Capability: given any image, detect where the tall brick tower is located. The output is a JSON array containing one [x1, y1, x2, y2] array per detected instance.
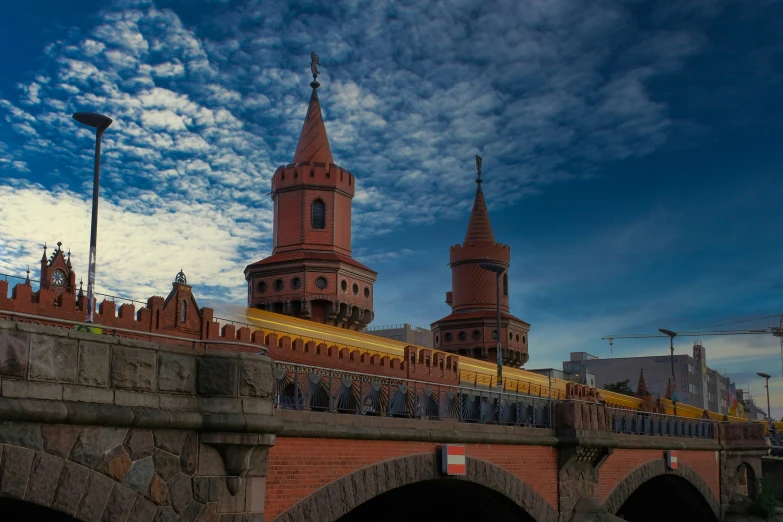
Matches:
[[244, 53, 377, 330], [430, 160, 530, 366]]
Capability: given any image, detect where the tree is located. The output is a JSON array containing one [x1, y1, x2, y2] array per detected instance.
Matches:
[[604, 380, 634, 396]]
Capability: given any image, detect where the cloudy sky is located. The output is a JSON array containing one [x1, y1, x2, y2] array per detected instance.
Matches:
[[1, 0, 782, 417]]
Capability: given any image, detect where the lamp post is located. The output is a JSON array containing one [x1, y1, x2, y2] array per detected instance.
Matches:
[[72, 112, 113, 324], [659, 329, 678, 415], [480, 262, 505, 395], [758, 372, 772, 428]]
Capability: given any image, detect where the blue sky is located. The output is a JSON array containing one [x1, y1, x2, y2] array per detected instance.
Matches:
[[1, 0, 782, 416]]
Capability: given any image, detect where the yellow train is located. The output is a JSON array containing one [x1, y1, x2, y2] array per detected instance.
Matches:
[[245, 308, 774, 429]]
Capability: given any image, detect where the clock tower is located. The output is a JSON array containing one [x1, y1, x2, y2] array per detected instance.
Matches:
[[40, 242, 77, 298]]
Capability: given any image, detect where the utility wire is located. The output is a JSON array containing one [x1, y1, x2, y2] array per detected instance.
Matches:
[[682, 314, 781, 331]]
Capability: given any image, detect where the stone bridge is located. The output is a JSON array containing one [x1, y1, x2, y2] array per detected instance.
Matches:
[[0, 319, 768, 522]]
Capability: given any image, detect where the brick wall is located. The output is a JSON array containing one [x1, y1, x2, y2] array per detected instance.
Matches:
[[598, 448, 720, 502], [265, 437, 558, 520]]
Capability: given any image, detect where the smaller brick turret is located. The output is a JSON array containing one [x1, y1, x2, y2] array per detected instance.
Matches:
[[431, 157, 530, 367]]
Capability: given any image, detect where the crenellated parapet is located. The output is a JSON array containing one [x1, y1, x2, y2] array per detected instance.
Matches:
[[271, 161, 356, 197], [449, 241, 511, 265]]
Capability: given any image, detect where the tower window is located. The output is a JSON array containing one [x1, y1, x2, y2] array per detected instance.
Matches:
[[291, 277, 301, 290], [341, 280, 348, 292], [503, 273, 508, 296], [458, 331, 467, 341], [352, 283, 359, 295], [274, 279, 284, 292], [312, 199, 326, 229], [509, 331, 513, 341], [257, 281, 267, 294], [364, 287, 370, 298], [472, 330, 481, 341], [315, 276, 328, 289], [491, 330, 498, 340], [181, 300, 187, 323], [444, 333, 453, 343]]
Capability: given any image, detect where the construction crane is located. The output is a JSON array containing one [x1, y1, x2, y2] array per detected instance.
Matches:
[[602, 314, 783, 378]]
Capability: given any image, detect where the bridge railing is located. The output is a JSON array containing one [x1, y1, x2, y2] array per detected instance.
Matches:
[[273, 362, 556, 428], [606, 406, 716, 439]]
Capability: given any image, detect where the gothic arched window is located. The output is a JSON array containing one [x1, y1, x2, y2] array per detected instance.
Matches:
[[311, 199, 326, 230], [181, 300, 187, 324]]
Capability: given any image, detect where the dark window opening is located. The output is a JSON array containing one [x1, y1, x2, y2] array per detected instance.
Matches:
[[315, 277, 328, 289], [352, 283, 359, 295], [444, 333, 453, 343], [341, 280, 348, 292], [364, 287, 370, 298], [491, 330, 498, 340], [291, 277, 301, 290], [312, 199, 326, 229], [472, 330, 481, 341], [458, 331, 467, 341], [274, 279, 284, 292], [258, 281, 267, 294], [181, 300, 187, 323]]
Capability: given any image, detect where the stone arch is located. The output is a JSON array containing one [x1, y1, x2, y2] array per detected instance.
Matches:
[[0, 445, 156, 522], [272, 453, 558, 522], [602, 459, 720, 519]]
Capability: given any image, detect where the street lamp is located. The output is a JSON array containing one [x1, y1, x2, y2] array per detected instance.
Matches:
[[758, 372, 772, 428], [659, 329, 678, 415], [72, 112, 113, 324], [480, 262, 505, 395]]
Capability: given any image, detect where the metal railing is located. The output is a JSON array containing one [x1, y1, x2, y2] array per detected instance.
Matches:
[[363, 323, 407, 331], [273, 362, 555, 428], [606, 407, 716, 439]]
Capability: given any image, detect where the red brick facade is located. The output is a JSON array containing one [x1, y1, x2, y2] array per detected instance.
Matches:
[[244, 73, 376, 331], [431, 167, 530, 367], [265, 438, 558, 520], [598, 448, 720, 502]]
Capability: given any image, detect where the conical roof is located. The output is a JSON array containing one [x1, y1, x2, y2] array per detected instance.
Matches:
[[464, 182, 495, 243], [635, 369, 650, 397], [293, 87, 334, 165]]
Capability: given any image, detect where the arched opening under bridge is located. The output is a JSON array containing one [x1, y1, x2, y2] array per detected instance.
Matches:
[[0, 498, 75, 522], [615, 474, 718, 522], [336, 479, 536, 522]]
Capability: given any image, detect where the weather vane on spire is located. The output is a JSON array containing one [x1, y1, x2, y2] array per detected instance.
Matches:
[[310, 51, 320, 86], [475, 155, 483, 183]]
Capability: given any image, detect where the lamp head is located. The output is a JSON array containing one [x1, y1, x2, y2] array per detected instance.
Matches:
[[72, 112, 113, 132], [758, 372, 771, 380], [658, 328, 677, 338], [479, 263, 505, 274]]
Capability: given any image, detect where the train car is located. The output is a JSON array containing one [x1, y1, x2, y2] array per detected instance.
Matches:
[[244, 308, 766, 427]]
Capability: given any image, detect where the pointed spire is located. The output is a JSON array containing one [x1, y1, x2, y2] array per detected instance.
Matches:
[[41, 243, 47, 263], [66, 248, 72, 268], [78, 278, 84, 298], [635, 369, 650, 397], [25, 267, 30, 286], [464, 155, 495, 243], [293, 51, 334, 165]]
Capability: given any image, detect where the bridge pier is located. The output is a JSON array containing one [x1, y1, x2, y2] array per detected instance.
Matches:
[[0, 319, 280, 522]]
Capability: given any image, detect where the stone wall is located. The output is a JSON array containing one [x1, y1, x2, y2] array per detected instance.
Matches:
[[0, 319, 278, 522]]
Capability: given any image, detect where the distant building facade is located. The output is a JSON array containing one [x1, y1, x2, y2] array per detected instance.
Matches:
[[364, 323, 434, 348], [562, 343, 732, 414]]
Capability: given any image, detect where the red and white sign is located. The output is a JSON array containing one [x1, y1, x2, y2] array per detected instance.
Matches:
[[665, 450, 678, 470], [442, 444, 466, 475]]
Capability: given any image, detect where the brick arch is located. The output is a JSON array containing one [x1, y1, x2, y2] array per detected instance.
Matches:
[[271, 453, 558, 522], [602, 459, 720, 518], [0, 446, 155, 522]]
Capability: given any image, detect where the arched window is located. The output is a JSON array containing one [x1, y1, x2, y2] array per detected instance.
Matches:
[[181, 300, 187, 324], [311, 199, 326, 229], [503, 273, 508, 296]]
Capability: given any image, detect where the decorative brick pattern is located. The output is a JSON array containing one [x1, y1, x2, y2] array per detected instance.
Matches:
[[265, 437, 558, 520]]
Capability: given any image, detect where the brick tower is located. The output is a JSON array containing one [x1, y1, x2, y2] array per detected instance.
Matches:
[[431, 159, 530, 366], [244, 53, 377, 330]]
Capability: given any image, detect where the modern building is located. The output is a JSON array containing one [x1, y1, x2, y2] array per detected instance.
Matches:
[[562, 342, 732, 414], [363, 323, 434, 348], [244, 60, 377, 330], [527, 368, 596, 387], [430, 160, 530, 367]]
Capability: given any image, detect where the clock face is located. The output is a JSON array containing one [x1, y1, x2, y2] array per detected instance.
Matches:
[[51, 269, 66, 287]]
